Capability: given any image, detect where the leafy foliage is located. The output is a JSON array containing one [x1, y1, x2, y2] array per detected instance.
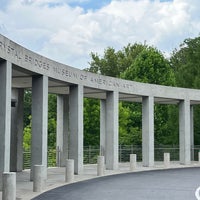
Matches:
[[23, 93, 57, 150], [171, 35, 200, 145], [121, 46, 175, 86], [84, 98, 100, 146], [171, 37, 200, 88]]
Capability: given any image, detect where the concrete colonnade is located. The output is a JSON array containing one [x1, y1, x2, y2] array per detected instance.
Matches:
[[56, 90, 194, 171], [1, 34, 200, 194], [0, 67, 194, 185]]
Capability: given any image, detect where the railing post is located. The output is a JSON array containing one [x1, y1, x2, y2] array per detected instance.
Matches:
[[89, 146, 91, 164], [2, 172, 16, 200], [56, 146, 60, 167], [119, 145, 122, 163]]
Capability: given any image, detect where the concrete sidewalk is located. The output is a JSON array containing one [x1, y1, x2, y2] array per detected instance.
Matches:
[[1, 162, 200, 200]]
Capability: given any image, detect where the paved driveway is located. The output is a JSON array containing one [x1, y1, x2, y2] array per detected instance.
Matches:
[[32, 167, 200, 200]]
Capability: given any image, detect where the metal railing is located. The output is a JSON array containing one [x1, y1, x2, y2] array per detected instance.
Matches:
[[23, 145, 200, 169]]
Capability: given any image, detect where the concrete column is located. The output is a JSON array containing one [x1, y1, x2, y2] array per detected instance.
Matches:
[[164, 153, 170, 168], [97, 156, 105, 176], [142, 96, 154, 167], [190, 105, 194, 161], [130, 154, 137, 171], [69, 85, 83, 174], [65, 159, 74, 183], [179, 99, 191, 165], [198, 152, 200, 164], [33, 165, 45, 192], [0, 61, 12, 191], [100, 99, 106, 156], [105, 91, 119, 170], [31, 75, 48, 180], [10, 88, 24, 172], [2, 172, 16, 200], [56, 95, 69, 167]]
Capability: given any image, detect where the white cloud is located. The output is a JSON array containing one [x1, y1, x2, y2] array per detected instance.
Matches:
[[0, 0, 200, 69]]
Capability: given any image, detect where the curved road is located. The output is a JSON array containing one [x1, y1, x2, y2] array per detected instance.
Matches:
[[32, 167, 200, 200]]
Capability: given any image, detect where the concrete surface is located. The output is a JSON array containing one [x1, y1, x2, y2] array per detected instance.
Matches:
[[0, 162, 200, 200], [33, 167, 200, 200]]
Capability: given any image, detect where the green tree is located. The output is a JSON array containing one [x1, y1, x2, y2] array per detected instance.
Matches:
[[23, 90, 32, 127], [121, 46, 177, 145], [84, 98, 100, 146], [23, 115, 31, 151], [84, 43, 149, 146], [171, 36, 200, 88], [48, 94, 57, 148], [88, 43, 146, 77], [171, 36, 200, 145], [23, 93, 57, 150], [121, 46, 175, 86]]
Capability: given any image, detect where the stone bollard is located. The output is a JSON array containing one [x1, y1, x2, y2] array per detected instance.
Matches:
[[2, 172, 16, 200], [97, 156, 105, 176], [33, 165, 45, 192], [130, 154, 137, 171], [164, 153, 170, 168], [198, 152, 200, 164], [65, 159, 74, 183]]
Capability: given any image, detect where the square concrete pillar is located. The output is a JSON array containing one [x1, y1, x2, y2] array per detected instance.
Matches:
[[0, 61, 12, 190], [10, 88, 24, 172], [190, 105, 194, 161], [100, 99, 106, 156], [105, 91, 119, 170], [179, 99, 191, 165], [56, 94, 69, 167], [142, 96, 154, 167], [31, 75, 48, 180], [69, 85, 83, 174]]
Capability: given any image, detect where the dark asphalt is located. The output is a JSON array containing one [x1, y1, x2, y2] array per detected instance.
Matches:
[[32, 167, 200, 200]]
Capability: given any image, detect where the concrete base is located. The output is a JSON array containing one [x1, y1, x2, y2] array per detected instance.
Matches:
[[2, 172, 16, 200], [97, 156, 105, 176], [130, 154, 137, 171], [65, 159, 74, 183], [164, 153, 170, 168], [33, 165, 46, 192]]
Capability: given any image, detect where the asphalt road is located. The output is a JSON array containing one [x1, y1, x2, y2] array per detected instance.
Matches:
[[32, 167, 200, 200]]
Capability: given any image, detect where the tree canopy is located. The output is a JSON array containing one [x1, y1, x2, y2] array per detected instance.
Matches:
[[171, 37, 200, 88]]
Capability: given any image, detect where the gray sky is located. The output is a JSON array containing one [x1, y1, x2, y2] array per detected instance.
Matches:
[[0, 0, 199, 69]]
